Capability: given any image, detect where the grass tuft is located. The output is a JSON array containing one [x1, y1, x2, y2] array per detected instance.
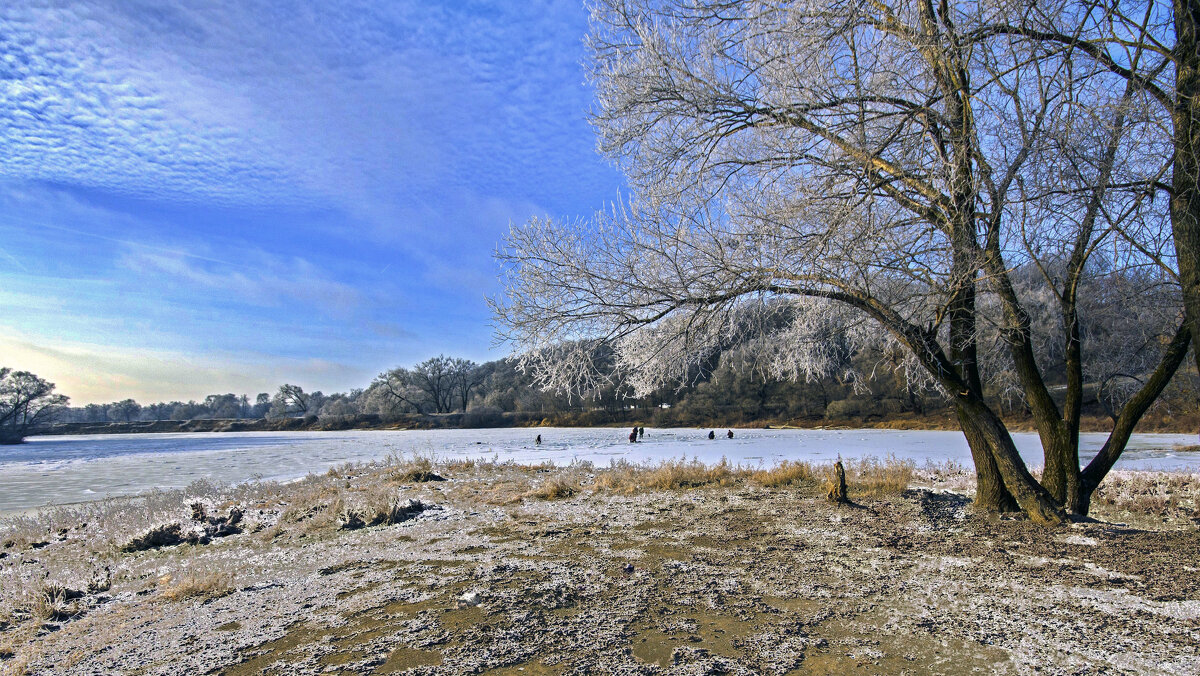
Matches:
[[844, 456, 914, 497], [157, 572, 231, 602], [525, 477, 578, 501]]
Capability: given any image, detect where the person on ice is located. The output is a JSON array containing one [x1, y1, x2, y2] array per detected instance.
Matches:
[[707, 430, 715, 440], [727, 429, 734, 439], [629, 426, 639, 443]]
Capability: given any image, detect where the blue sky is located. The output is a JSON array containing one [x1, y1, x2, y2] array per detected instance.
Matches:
[[0, 0, 622, 404]]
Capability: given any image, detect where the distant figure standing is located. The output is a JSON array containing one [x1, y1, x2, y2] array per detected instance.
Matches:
[[727, 429, 734, 439], [707, 430, 715, 440], [638, 426, 645, 439], [535, 434, 542, 446], [629, 426, 638, 443]]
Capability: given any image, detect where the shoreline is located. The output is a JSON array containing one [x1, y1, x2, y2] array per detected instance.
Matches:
[[5, 426, 1198, 516], [26, 410, 1200, 439]]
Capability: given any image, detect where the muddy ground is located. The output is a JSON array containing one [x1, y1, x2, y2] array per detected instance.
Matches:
[[4, 465, 1199, 675]]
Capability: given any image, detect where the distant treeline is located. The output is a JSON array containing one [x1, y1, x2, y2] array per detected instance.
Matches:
[[57, 339, 1198, 430]]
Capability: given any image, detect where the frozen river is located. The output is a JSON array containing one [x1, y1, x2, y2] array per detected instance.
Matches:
[[1, 427, 1198, 513]]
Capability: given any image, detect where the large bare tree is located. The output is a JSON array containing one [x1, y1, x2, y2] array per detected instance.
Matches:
[[493, 0, 1189, 523], [977, 0, 1199, 405]]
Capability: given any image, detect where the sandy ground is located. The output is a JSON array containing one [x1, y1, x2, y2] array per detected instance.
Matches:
[[3, 465, 1199, 675]]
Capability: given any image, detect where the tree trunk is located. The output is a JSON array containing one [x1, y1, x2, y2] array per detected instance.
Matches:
[[827, 460, 848, 503], [1175, 0, 1200, 385], [958, 411, 1019, 512], [958, 392, 1066, 525]]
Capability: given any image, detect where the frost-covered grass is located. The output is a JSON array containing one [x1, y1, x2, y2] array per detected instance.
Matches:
[[1092, 470, 1200, 521], [4, 450, 1193, 668]]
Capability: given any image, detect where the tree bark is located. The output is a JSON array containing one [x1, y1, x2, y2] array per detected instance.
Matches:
[[958, 411, 1019, 512], [958, 391, 1066, 525], [1175, 0, 1200, 384]]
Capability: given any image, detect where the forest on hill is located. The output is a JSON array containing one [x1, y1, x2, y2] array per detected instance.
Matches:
[[50, 284, 1198, 432]]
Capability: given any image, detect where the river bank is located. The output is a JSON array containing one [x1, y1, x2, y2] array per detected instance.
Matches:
[[5, 428, 1199, 515], [1, 456, 1198, 674], [28, 409, 1200, 438]]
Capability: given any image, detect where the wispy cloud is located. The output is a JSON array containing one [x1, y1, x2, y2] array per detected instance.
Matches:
[[117, 248, 364, 316]]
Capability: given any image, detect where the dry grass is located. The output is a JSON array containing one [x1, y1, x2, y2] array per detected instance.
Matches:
[[157, 571, 231, 602], [524, 476, 579, 501], [593, 458, 743, 493], [750, 460, 814, 487], [843, 456, 915, 497], [445, 458, 476, 471], [387, 456, 445, 483], [590, 456, 913, 496]]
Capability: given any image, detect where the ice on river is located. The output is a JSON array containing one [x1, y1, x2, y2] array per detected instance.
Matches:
[[1, 427, 1198, 514]]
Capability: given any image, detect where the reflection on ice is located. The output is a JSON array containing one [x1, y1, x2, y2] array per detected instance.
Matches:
[[0, 427, 1197, 513]]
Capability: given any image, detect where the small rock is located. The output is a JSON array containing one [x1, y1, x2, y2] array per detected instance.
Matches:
[[457, 590, 482, 608]]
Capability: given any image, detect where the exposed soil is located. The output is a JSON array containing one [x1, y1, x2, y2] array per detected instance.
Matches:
[[5, 469, 1200, 675]]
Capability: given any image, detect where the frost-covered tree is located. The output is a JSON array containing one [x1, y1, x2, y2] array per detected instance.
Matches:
[[269, 384, 309, 418], [492, 0, 1190, 522], [0, 368, 68, 444]]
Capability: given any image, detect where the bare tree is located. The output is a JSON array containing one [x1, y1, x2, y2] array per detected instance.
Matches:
[[373, 367, 429, 414], [978, 0, 1200, 407], [0, 368, 69, 444], [270, 384, 309, 418], [492, 0, 1188, 522], [448, 358, 484, 411]]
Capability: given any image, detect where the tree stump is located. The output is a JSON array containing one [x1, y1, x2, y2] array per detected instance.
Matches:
[[826, 460, 848, 503]]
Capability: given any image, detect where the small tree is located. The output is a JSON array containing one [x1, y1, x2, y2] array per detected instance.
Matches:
[[0, 368, 69, 443], [110, 399, 142, 423]]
